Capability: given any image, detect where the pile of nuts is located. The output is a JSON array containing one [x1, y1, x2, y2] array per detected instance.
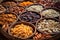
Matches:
[[8, 6, 25, 14], [2, 1, 17, 7], [26, 4, 44, 13], [37, 19, 60, 34], [41, 9, 60, 18]]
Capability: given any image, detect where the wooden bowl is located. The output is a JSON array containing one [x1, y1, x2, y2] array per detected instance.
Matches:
[[0, 12, 18, 25], [40, 7, 60, 19], [36, 18, 60, 35], [8, 21, 36, 39], [19, 11, 42, 24]]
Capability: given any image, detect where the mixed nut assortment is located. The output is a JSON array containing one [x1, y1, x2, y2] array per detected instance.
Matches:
[[37, 19, 60, 34], [8, 6, 25, 15], [0, 0, 60, 40], [26, 4, 44, 13], [41, 9, 60, 18]]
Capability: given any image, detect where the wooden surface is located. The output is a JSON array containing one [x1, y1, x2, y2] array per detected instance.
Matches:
[[0, 32, 60, 40]]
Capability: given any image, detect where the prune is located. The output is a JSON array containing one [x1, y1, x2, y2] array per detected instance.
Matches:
[[28, 16, 32, 20], [20, 11, 41, 23]]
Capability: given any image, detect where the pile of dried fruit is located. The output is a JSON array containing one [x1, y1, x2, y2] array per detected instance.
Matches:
[[18, 1, 33, 7], [0, 13, 17, 24], [10, 23, 33, 38], [20, 11, 40, 23]]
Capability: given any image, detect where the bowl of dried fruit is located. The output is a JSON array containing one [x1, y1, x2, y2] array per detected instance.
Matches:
[[0, 12, 18, 25], [8, 21, 36, 39], [19, 11, 42, 24]]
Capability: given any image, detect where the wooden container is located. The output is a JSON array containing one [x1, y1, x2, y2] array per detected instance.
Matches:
[[8, 21, 36, 39]]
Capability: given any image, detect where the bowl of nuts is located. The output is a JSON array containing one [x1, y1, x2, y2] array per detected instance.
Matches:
[[40, 7, 60, 19], [8, 21, 36, 39], [36, 18, 60, 35], [25, 4, 44, 13]]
